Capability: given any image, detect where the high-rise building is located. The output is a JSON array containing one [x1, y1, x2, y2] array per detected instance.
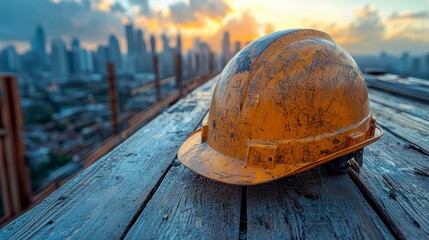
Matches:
[[399, 52, 411, 75], [234, 41, 241, 55], [193, 38, 211, 74], [125, 23, 136, 73], [424, 54, 429, 74], [150, 34, 156, 56], [91, 51, 98, 73], [96, 46, 109, 73], [135, 29, 148, 73], [125, 23, 134, 56], [160, 34, 173, 78], [222, 32, 231, 67], [71, 38, 80, 50], [69, 38, 81, 75], [78, 48, 89, 73], [161, 34, 169, 53], [86, 50, 94, 73], [411, 57, 421, 74], [31, 25, 47, 69], [108, 34, 122, 71], [176, 33, 182, 56], [50, 39, 69, 80], [0, 45, 21, 72]]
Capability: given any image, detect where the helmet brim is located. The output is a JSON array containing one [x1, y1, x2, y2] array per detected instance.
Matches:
[[178, 127, 382, 185]]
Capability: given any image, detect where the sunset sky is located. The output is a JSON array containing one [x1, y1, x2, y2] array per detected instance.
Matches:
[[0, 0, 428, 55]]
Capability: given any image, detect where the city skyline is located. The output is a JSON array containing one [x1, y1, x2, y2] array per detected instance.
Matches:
[[0, 23, 231, 84], [0, 0, 428, 55], [1, 23, 429, 81]]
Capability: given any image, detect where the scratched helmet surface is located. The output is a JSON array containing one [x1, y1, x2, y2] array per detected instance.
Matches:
[[178, 29, 382, 185]]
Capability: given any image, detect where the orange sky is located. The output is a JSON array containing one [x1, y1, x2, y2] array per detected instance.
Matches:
[[128, 0, 429, 54], [1, 0, 428, 55]]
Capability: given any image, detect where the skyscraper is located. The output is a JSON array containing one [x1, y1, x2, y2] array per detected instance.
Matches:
[[160, 34, 173, 78], [424, 54, 429, 75], [193, 38, 211, 74], [69, 38, 81, 74], [50, 39, 69, 80], [0, 45, 21, 72], [161, 34, 169, 53], [400, 52, 411, 75], [176, 33, 182, 57], [86, 50, 94, 73], [31, 25, 47, 69], [96, 46, 109, 73], [234, 41, 241, 55], [150, 34, 156, 56], [411, 57, 421, 74], [135, 29, 148, 72], [108, 35, 122, 71], [125, 23, 136, 73], [125, 23, 134, 56], [222, 32, 231, 67], [71, 38, 80, 50]]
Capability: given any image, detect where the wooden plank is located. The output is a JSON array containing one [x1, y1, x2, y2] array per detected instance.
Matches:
[[247, 167, 393, 239], [368, 89, 429, 121], [1, 79, 216, 239], [350, 130, 429, 239], [125, 164, 242, 239], [370, 101, 429, 154]]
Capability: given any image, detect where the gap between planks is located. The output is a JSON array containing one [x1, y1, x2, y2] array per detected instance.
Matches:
[[120, 108, 210, 239]]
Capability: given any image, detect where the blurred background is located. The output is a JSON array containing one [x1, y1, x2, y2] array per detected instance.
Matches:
[[0, 0, 428, 224]]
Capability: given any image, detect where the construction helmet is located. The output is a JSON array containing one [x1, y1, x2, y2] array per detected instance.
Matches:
[[178, 29, 382, 185]]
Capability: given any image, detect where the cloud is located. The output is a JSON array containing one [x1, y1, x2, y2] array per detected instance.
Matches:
[[264, 23, 275, 34], [351, 4, 384, 40], [168, 0, 230, 26], [110, 2, 127, 13], [0, 0, 123, 51], [202, 12, 260, 52], [169, 2, 197, 24], [390, 10, 429, 21], [128, 0, 150, 16], [308, 4, 429, 55]]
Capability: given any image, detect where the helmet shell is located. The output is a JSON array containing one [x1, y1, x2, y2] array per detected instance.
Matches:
[[178, 29, 382, 185]]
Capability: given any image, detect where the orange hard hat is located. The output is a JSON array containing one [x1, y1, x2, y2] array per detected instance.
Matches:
[[178, 29, 383, 185]]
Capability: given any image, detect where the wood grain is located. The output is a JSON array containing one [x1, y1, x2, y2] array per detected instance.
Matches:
[[350, 130, 429, 239], [368, 89, 429, 121], [125, 164, 242, 239], [247, 166, 393, 239], [371, 101, 429, 154], [1, 79, 216, 239]]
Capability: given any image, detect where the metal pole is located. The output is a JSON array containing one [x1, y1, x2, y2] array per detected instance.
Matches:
[[106, 63, 119, 135], [153, 55, 161, 101], [195, 54, 200, 77], [188, 54, 192, 80], [209, 52, 215, 73], [176, 54, 183, 96]]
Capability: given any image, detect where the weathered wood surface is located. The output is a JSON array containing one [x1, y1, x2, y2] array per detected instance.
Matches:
[[246, 167, 393, 239], [368, 89, 429, 121], [371, 101, 429, 154], [353, 89, 429, 239], [125, 164, 242, 239], [2, 78, 429, 240], [351, 131, 429, 239], [1, 79, 216, 239]]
